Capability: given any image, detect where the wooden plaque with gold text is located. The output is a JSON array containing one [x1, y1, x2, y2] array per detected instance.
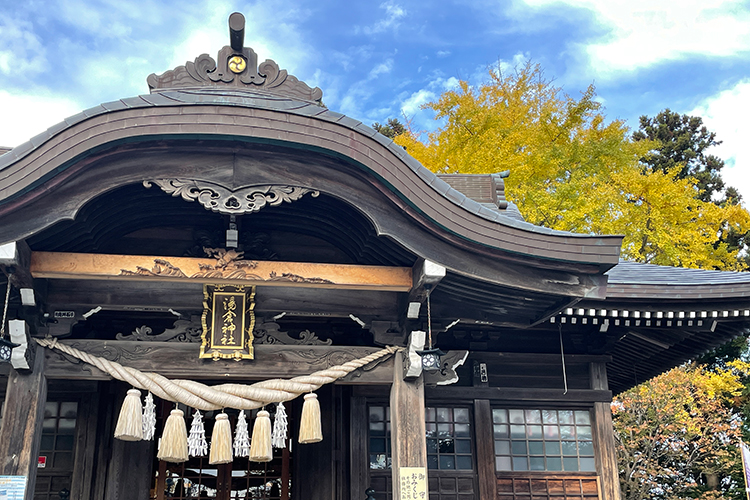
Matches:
[[200, 284, 255, 360]]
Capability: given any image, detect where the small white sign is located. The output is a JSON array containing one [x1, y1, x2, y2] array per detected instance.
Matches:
[[398, 467, 427, 500], [0, 476, 27, 500]]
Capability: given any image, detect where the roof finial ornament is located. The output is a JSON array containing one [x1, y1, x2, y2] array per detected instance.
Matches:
[[146, 12, 323, 104], [229, 12, 245, 52]]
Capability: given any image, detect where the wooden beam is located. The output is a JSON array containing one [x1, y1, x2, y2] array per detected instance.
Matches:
[[425, 386, 612, 403], [0, 240, 34, 289], [43, 279, 401, 319], [30, 251, 412, 292], [43, 340, 395, 385], [390, 353, 427, 500], [409, 259, 446, 303], [0, 351, 47, 500]]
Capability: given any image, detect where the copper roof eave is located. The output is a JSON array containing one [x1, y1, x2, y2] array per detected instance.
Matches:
[[0, 89, 623, 268]]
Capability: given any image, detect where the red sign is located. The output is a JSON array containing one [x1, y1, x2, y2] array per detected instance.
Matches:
[[37, 456, 46, 468]]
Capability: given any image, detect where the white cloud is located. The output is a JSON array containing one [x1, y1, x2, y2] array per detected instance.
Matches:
[[368, 59, 394, 79], [0, 90, 82, 148], [398, 76, 460, 136], [492, 52, 531, 78], [690, 79, 750, 203], [401, 88, 436, 117], [518, 0, 750, 77], [0, 15, 48, 79], [334, 59, 398, 118], [356, 1, 406, 35], [0, 0, 321, 148], [57, 0, 134, 39]]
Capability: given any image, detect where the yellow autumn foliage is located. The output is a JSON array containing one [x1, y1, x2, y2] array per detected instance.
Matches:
[[613, 363, 748, 500], [396, 62, 750, 270]]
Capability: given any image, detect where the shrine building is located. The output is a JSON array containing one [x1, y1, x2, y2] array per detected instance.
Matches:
[[1, 12, 750, 500]]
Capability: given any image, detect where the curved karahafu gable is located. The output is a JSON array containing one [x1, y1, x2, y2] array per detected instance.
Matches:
[[0, 16, 623, 302], [0, 91, 621, 260]]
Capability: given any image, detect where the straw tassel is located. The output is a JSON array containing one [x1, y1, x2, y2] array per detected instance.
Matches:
[[114, 388, 144, 441], [188, 410, 208, 457], [234, 410, 250, 457], [272, 402, 288, 449], [142, 392, 156, 441], [298, 393, 322, 444], [249, 410, 273, 462], [209, 412, 233, 464], [157, 409, 188, 463]]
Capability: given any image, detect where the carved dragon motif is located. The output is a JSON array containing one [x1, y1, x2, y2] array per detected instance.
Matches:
[[119, 248, 334, 284], [143, 179, 319, 216], [119, 258, 187, 278]]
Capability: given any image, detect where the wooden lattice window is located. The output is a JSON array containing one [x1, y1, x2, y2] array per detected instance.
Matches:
[[492, 409, 595, 472], [368, 405, 475, 471], [368, 405, 477, 500], [34, 401, 78, 500], [426, 407, 473, 471], [369, 405, 391, 470]]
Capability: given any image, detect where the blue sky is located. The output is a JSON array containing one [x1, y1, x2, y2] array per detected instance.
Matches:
[[2, 0, 750, 199]]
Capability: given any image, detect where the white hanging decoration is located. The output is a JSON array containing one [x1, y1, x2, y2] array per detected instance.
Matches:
[[114, 388, 144, 441], [142, 392, 156, 441], [234, 410, 250, 457], [187, 410, 208, 457], [272, 402, 288, 449]]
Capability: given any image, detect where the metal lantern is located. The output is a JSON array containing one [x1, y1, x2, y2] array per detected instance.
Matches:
[[0, 336, 19, 364], [417, 347, 445, 372], [417, 286, 445, 372]]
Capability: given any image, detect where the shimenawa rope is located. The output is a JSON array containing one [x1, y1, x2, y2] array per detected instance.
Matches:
[[36, 337, 400, 410]]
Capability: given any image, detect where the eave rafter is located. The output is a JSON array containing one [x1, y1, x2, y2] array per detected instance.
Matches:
[[551, 305, 750, 329]]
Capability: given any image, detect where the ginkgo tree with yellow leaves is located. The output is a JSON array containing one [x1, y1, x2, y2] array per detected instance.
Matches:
[[395, 62, 750, 270], [613, 361, 750, 500]]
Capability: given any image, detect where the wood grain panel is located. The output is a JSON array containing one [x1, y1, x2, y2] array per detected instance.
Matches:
[[31, 251, 412, 292]]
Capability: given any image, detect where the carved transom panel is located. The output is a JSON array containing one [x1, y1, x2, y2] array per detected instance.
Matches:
[[116, 317, 332, 346]]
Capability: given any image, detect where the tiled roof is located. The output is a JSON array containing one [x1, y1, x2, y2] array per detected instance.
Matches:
[[606, 261, 750, 285]]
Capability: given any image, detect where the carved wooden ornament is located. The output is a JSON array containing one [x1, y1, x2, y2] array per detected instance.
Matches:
[[200, 285, 255, 361]]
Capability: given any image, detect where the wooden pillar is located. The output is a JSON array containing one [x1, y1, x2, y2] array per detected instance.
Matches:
[[474, 400, 496, 500], [590, 362, 621, 500], [103, 439, 153, 500], [0, 350, 47, 500], [390, 353, 427, 500], [350, 396, 368, 500]]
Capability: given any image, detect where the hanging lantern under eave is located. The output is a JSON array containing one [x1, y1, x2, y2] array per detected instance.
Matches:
[[416, 347, 445, 372], [0, 337, 19, 364]]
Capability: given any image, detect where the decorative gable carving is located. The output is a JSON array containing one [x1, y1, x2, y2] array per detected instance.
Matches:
[[143, 179, 319, 215], [146, 13, 323, 103]]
